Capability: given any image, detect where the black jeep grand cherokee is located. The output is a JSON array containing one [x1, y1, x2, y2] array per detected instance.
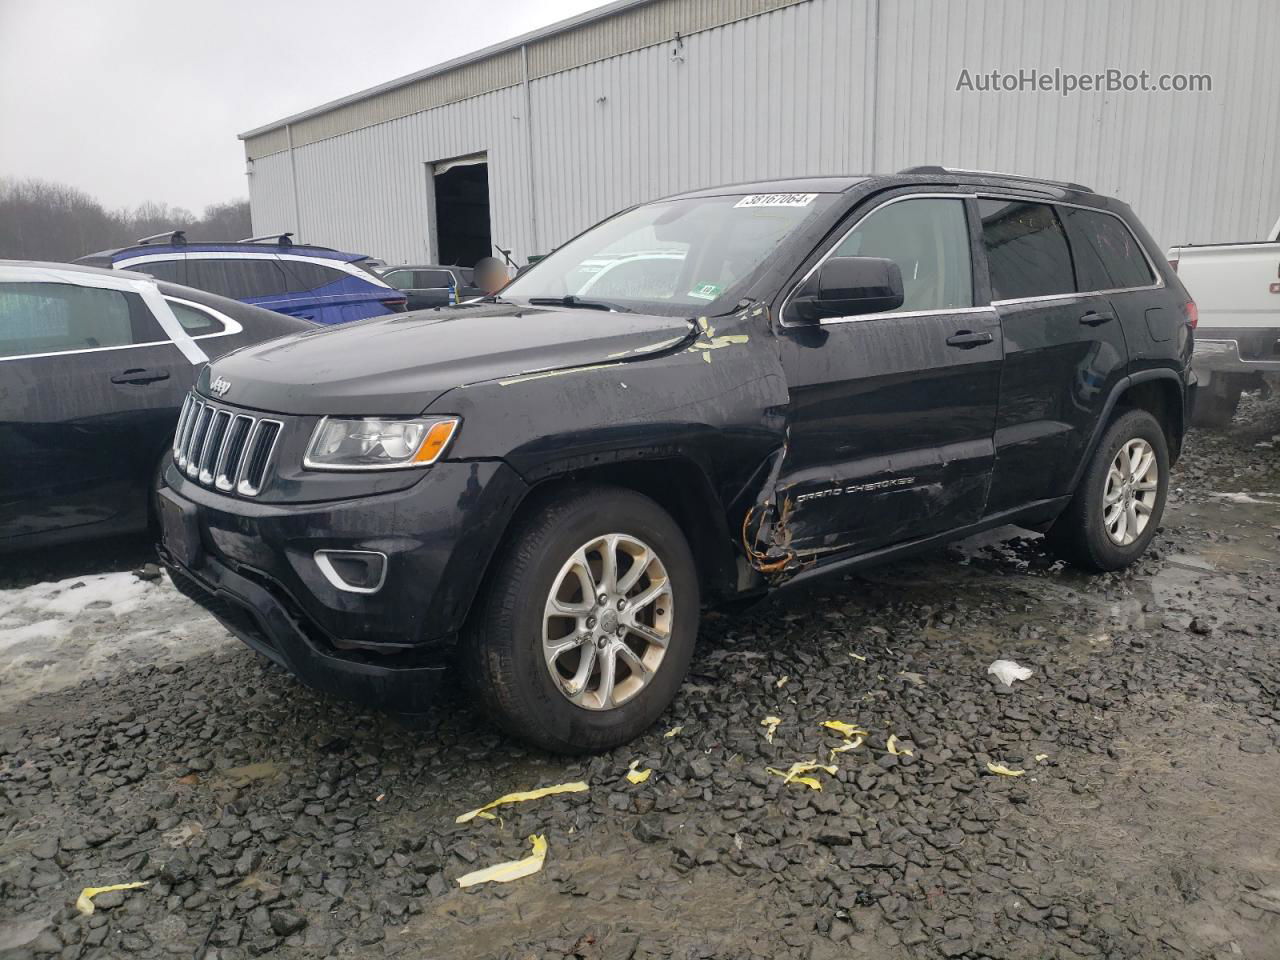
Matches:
[[158, 168, 1194, 753]]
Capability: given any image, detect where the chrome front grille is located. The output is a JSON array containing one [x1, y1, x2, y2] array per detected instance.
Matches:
[[173, 392, 283, 497]]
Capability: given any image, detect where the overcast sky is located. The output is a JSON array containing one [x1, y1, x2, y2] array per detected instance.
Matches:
[[0, 0, 604, 213]]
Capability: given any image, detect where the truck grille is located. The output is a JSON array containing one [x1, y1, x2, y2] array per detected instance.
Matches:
[[173, 392, 283, 497]]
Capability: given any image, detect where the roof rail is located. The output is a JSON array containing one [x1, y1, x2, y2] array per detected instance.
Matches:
[[137, 229, 187, 245], [238, 232, 295, 246], [898, 165, 1093, 193]]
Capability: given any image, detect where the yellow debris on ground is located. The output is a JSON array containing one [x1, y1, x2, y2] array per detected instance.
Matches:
[[455, 782, 589, 824], [626, 760, 652, 784], [456, 835, 548, 888], [886, 734, 913, 757], [76, 882, 148, 915], [776, 675, 790, 689], [821, 720, 869, 739], [1035, 754, 1049, 762], [987, 762, 1026, 777], [828, 737, 864, 762], [664, 726, 683, 738], [766, 760, 838, 791], [761, 715, 782, 743]]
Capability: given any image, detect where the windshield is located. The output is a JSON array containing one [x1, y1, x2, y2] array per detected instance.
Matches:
[[503, 192, 837, 315]]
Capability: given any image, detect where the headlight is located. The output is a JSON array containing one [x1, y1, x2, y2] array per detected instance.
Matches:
[[303, 416, 460, 470]]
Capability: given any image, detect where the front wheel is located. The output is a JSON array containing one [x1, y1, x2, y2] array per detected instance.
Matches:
[[463, 485, 700, 754], [1046, 409, 1170, 572]]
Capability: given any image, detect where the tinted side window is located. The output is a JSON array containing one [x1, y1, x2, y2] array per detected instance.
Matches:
[[978, 200, 1076, 300], [166, 299, 226, 335], [1061, 208, 1155, 291], [188, 259, 289, 299], [382, 270, 413, 289], [0, 283, 158, 358], [416, 270, 455, 288], [128, 259, 186, 285], [832, 197, 973, 312], [279, 260, 350, 291]]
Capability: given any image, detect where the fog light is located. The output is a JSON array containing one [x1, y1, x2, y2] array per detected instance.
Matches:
[[315, 550, 387, 594]]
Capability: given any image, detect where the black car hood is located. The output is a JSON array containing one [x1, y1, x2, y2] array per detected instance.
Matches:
[[201, 303, 696, 416]]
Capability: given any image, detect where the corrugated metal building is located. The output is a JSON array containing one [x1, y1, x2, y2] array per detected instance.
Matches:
[[240, 0, 1280, 266]]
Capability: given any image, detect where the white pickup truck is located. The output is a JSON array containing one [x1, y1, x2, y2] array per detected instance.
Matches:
[[1169, 215, 1280, 426]]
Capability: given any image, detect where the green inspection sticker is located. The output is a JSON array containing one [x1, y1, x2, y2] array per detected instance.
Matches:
[[688, 282, 723, 300]]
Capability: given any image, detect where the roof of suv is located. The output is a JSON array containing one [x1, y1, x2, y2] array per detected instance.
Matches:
[[665, 168, 1103, 203], [77, 241, 373, 267]]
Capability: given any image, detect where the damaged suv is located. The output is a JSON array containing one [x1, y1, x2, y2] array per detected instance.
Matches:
[[158, 168, 1194, 752]]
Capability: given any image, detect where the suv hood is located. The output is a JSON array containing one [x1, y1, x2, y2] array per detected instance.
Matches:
[[201, 303, 695, 416]]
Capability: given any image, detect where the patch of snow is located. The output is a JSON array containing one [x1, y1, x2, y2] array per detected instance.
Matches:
[[0, 618, 68, 653], [1207, 491, 1280, 505], [0, 570, 234, 712]]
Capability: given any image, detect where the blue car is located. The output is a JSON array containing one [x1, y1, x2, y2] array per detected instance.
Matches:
[[77, 232, 406, 325]]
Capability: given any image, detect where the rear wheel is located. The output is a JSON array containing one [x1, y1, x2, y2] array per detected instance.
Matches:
[[1046, 409, 1169, 572], [463, 485, 700, 754]]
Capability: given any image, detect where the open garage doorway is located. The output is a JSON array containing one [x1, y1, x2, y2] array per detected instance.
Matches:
[[431, 153, 491, 268]]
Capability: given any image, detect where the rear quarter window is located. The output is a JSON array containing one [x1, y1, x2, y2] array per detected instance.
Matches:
[[166, 299, 226, 335], [978, 199, 1077, 300], [1061, 208, 1155, 291], [280, 260, 353, 291]]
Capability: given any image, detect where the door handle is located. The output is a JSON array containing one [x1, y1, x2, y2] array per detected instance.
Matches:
[[945, 330, 994, 349], [111, 368, 170, 385], [1079, 310, 1115, 326]]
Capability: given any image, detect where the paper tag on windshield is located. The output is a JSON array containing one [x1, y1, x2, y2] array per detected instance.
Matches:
[[688, 283, 723, 300], [734, 193, 818, 208]]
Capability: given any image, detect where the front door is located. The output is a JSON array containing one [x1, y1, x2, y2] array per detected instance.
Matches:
[[774, 193, 1003, 562], [978, 198, 1130, 513]]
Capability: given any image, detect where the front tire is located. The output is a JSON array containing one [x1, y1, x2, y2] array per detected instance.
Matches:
[[463, 485, 700, 754], [1047, 409, 1170, 572]]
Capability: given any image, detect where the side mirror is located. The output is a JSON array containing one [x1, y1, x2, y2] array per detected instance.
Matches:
[[790, 256, 904, 322]]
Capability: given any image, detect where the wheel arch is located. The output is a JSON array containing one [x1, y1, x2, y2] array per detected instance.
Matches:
[[501, 456, 741, 604], [1071, 370, 1186, 491]]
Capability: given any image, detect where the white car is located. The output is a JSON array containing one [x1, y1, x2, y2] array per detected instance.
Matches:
[[1168, 215, 1280, 426]]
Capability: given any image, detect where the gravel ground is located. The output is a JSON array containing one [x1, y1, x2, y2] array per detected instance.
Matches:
[[2, 397, 1278, 960]]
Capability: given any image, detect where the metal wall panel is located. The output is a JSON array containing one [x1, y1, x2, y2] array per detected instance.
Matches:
[[527, 0, 807, 77], [248, 0, 1280, 263], [874, 0, 1280, 248]]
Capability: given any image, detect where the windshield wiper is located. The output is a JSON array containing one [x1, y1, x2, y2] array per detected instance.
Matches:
[[527, 295, 630, 312]]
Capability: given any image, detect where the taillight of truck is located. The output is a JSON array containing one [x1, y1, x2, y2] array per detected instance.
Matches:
[[1183, 300, 1198, 328]]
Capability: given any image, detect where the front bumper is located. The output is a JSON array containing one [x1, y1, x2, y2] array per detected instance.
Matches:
[[162, 545, 447, 712], [157, 458, 528, 712]]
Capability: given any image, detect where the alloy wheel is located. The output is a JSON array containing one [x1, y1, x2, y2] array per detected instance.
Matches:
[[542, 533, 673, 710], [1102, 437, 1159, 546]]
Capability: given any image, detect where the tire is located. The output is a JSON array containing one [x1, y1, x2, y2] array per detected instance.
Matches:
[[1190, 382, 1241, 429], [462, 485, 700, 754], [1046, 409, 1170, 572]]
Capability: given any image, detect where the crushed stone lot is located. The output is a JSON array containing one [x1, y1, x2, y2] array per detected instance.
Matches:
[[2, 399, 1279, 960]]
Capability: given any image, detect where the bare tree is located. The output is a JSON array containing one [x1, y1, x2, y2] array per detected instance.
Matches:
[[0, 178, 251, 262]]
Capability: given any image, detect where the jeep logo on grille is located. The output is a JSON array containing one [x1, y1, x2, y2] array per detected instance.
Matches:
[[210, 376, 232, 397]]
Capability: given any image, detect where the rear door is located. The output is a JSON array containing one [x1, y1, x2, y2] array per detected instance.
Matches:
[[1060, 205, 1168, 360], [775, 191, 1004, 560], [979, 197, 1130, 513], [0, 279, 192, 542]]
